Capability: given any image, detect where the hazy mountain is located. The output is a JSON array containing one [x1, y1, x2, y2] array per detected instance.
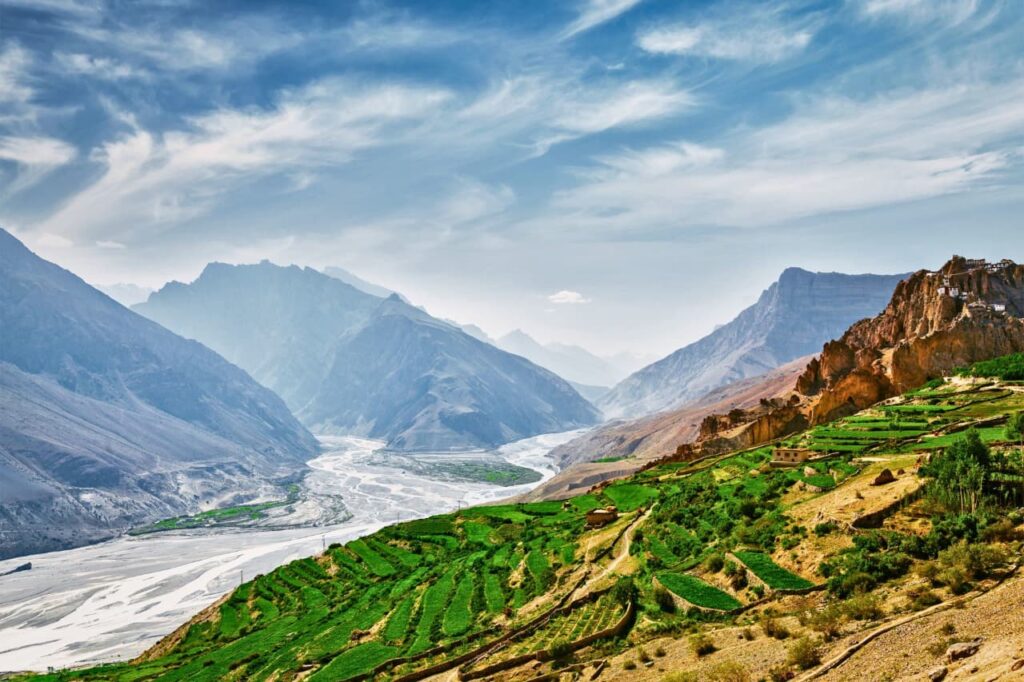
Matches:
[[496, 329, 628, 389], [136, 262, 599, 451], [95, 282, 154, 307], [0, 230, 318, 559], [322, 265, 399, 299], [598, 267, 908, 419]]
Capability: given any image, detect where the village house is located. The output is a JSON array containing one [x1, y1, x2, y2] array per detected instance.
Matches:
[[585, 507, 618, 527], [770, 447, 813, 467]]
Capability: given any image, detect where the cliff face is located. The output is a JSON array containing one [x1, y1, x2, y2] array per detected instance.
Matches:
[[684, 256, 1024, 457], [597, 268, 907, 419]]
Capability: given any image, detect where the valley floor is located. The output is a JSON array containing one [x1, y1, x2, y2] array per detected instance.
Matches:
[[0, 431, 579, 672]]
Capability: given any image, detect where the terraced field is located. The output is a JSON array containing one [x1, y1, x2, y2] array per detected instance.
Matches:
[[733, 551, 814, 590], [657, 572, 742, 611], [20, 369, 1024, 682]]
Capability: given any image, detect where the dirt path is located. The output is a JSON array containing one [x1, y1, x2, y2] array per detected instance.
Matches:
[[574, 508, 652, 599]]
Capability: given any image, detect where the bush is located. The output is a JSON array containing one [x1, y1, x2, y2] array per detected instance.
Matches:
[[548, 639, 573, 661], [910, 589, 942, 610], [705, 553, 725, 573], [760, 613, 790, 640], [814, 521, 838, 536], [787, 637, 822, 670], [612, 576, 638, 606], [802, 604, 844, 641], [690, 632, 716, 656], [705, 661, 752, 682], [842, 594, 883, 621], [654, 585, 676, 613]]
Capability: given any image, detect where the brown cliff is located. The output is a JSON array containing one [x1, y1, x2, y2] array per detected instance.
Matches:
[[685, 256, 1024, 456]]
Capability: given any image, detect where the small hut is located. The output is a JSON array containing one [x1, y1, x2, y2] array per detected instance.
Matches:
[[771, 447, 813, 467], [585, 507, 618, 527]]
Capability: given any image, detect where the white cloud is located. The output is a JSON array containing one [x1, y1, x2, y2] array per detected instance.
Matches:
[[561, 0, 644, 40], [95, 240, 126, 249], [438, 178, 515, 226], [638, 6, 817, 62], [55, 52, 145, 80], [857, 0, 981, 25], [39, 78, 452, 239], [0, 45, 33, 105], [544, 78, 1024, 232], [0, 136, 77, 194], [35, 232, 74, 248], [548, 290, 591, 304]]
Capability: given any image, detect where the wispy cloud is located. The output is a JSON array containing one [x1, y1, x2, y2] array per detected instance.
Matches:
[[0, 45, 34, 106], [561, 0, 644, 40], [857, 0, 982, 25], [55, 52, 145, 80], [547, 290, 591, 304], [40, 78, 452, 239], [545, 78, 1024, 232], [637, 5, 818, 62], [0, 136, 76, 194]]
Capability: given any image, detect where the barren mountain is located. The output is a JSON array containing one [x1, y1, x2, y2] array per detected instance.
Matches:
[[0, 230, 318, 559], [137, 263, 598, 451], [598, 267, 907, 419], [688, 256, 1024, 457]]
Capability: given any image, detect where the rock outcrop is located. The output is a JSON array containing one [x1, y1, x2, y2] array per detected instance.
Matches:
[[682, 257, 1024, 457]]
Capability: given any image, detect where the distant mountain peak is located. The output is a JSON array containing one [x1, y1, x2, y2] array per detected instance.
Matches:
[[137, 260, 598, 451], [598, 267, 910, 419]]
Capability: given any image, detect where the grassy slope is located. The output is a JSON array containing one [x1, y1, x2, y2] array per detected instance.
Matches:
[[24, 372, 1024, 682]]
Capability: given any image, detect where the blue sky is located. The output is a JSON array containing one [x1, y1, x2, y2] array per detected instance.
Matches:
[[1, 0, 1022, 357]]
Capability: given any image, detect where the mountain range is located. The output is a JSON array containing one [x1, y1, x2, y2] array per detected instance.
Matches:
[[597, 267, 909, 420], [135, 262, 599, 451], [0, 230, 318, 559], [684, 256, 1024, 459]]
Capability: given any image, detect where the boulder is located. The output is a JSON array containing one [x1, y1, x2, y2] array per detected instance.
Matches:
[[945, 638, 982, 663], [871, 469, 896, 486], [927, 666, 947, 681], [803, 466, 817, 477]]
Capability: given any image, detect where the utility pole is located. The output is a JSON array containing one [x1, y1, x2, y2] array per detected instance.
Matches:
[[240, 569, 243, 586]]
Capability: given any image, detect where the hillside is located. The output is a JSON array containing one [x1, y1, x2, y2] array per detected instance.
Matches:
[[0, 230, 318, 559], [497, 329, 632, 390], [136, 262, 598, 451], [598, 268, 907, 420], [689, 256, 1024, 459], [30, 353, 1024, 681]]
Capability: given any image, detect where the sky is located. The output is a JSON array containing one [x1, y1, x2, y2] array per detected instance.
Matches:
[[1, 0, 1023, 358]]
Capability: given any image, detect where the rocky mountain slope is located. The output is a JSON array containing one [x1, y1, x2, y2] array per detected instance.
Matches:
[[496, 329, 633, 390], [136, 263, 598, 451], [689, 256, 1024, 457], [0, 230, 318, 559], [598, 268, 908, 419]]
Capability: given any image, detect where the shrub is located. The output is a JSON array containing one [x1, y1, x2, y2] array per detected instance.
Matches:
[[690, 632, 716, 656], [654, 646, 666, 657], [910, 589, 942, 610], [623, 660, 637, 670], [760, 613, 790, 640], [612, 576, 638, 605], [705, 553, 725, 573], [802, 604, 844, 641], [654, 585, 677, 613], [548, 640, 573, 661], [740, 627, 755, 640], [842, 594, 883, 621], [705, 661, 752, 682], [814, 521, 838, 536], [787, 637, 822, 670]]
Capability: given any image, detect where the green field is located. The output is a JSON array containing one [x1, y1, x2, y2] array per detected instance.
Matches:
[[657, 572, 742, 611], [734, 551, 814, 590], [603, 483, 658, 511]]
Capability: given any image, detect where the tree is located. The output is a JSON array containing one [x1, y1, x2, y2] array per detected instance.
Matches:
[[923, 429, 991, 513], [1006, 411, 1024, 447]]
